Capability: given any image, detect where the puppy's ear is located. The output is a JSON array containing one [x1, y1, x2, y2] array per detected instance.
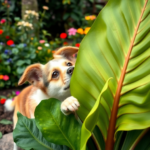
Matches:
[[53, 46, 79, 61], [18, 63, 43, 86]]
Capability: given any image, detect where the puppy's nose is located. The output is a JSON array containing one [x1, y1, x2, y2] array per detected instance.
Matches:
[[67, 67, 74, 75]]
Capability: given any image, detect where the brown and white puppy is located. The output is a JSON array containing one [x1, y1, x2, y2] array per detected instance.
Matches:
[[5, 46, 80, 129]]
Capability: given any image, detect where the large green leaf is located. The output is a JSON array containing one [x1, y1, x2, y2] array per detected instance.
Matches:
[[71, 0, 150, 149], [13, 112, 68, 150], [80, 78, 111, 150], [35, 98, 81, 150]]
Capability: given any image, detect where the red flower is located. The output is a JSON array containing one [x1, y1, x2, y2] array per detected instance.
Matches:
[[0, 19, 6, 24], [0, 29, 3, 35], [0, 98, 6, 104], [6, 36, 10, 39], [7, 40, 14, 46], [60, 33, 67, 39], [75, 43, 80, 47]]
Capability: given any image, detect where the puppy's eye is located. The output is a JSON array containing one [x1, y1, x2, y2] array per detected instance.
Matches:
[[52, 71, 59, 78], [66, 62, 72, 66]]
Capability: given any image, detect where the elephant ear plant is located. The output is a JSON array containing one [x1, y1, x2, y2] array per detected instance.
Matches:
[[13, 0, 150, 149], [71, 0, 150, 149]]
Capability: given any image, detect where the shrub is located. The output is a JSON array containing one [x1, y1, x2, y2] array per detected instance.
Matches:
[[0, 15, 53, 88]]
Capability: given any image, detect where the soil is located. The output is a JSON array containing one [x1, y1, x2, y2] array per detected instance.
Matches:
[[0, 104, 13, 134], [0, 86, 25, 136]]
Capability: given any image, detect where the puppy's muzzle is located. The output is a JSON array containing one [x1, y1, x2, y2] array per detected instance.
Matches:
[[67, 67, 74, 76]]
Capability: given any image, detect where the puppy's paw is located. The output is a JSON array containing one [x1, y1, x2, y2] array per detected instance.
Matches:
[[61, 96, 80, 115]]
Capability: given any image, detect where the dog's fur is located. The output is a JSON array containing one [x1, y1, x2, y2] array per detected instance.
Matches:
[[4, 46, 80, 150]]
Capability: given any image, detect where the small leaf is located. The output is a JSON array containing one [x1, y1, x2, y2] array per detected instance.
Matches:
[[14, 17, 20, 21], [35, 98, 81, 150], [80, 78, 112, 150], [16, 67, 26, 74], [12, 48, 19, 54], [6, 66, 11, 73], [63, 14, 69, 20], [71, 13, 78, 21], [30, 54, 36, 59], [26, 59, 31, 64], [13, 112, 68, 150], [95, 5, 103, 10], [17, 43, 24, 49], [0, 81, 5, 88], [0, 119, 13, 125], [1, 53, 8, 59], [16, 60, 26, 66], [0, 132, 2, 139]]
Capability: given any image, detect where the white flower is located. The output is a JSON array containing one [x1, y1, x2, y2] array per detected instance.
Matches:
[[24, 14, 29, 19], [17, 21, 25, 26], [25, 10, 39, 19], [24, 22, 33, 29], [17, 21, 33, 29], [45, 43, 50, 47], [25, 10, 32, 14]]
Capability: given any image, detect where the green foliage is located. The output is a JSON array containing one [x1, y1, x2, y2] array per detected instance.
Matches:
[[35, 98, 81, 150], [14, 99, 81, 150], [0, 38, 53, 88], [0, 15, 53, 88], [38, 0, 86, 34], [13, 112, 69, 150], [0, 119, 13, 125]]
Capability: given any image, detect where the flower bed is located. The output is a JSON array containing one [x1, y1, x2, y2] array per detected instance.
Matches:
[[0, 0, 100, 89], [0, 12, 96, 89]]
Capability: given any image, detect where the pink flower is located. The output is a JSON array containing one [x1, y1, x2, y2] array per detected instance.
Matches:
[[15, 91, 20, 95], [67, 28, 77, 36], [39, 40, 45, 44], [3, 75, 9, 81], [0, 19, 6, 24]]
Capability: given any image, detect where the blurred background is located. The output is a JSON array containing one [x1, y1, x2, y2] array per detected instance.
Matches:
[[0, 0, 107, 92]]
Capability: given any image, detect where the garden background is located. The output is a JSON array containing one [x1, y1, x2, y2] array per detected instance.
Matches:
[[0, 0, 107, 90]]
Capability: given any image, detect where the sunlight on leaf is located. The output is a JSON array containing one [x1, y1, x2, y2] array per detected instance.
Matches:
[[80, 78, 112, 150]]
